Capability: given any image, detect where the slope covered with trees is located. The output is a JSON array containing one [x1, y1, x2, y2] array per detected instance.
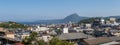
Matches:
[[0, 21, 28, 28], [78, 17, 101, 24]]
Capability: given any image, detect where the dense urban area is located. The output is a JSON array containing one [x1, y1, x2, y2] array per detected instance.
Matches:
[[0, 17, 120, 45]]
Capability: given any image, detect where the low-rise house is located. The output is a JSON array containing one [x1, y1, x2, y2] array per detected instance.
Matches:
[[82, 29, 94, 35], [37, 34, 52, 42], [21, 33, 30, 39], [5, 32, 15, 39], [0, 31, 15, 39], [0, 27, 4, 31], [57, 33, 94, 42], [73, 27, 82, 32], [83, 37, 112, 45], [0, 36, 19, 45], [110, 30, 120, 37], [42, 35, 52, 42], [100, 41, 120, 45], [34, 26, 49, 32], [15, 31, 30, 41], [109, 36, 120, 42], [57, 33, 94, 45], [48, 30, 57, 35], [85, 24, 91, 28]]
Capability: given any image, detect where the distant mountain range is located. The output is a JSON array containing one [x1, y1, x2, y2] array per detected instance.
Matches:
[[20, 13, 120, 24], [20, 13, 87, 24]]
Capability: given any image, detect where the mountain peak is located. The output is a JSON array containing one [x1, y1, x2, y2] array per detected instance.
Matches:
[[62, 13, 86, 23], [68, 13, 79, 17], [21, 13, 87, 24], [64, 13, 80, 19]]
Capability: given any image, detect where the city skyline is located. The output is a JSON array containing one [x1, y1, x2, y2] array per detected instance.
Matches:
[[0, 0, 120, 22]]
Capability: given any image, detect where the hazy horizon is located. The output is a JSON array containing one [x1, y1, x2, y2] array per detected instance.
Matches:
[[0, 0, 120, 22]]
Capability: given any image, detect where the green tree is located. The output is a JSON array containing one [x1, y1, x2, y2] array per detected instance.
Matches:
[[22, 32, 46, 45], [78, 17, 101, 24], [37, 40, 46, 45], [49, 38, 60, 45], [49, 38, 74, 45], [22, 32, 74, 45], [55, 29, 62, 35], [22, 36, 31, 44], [0, 21, 28, 28]]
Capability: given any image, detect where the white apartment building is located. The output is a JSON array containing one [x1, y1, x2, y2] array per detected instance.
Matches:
[[35, 26, 49, 32]]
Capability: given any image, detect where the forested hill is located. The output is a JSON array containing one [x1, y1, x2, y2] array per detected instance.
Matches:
[[0, 21, 28, 28]]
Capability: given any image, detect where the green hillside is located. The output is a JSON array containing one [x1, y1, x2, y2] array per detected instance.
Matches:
[[0, 21, 28, 28], [78, 17, 101, 24]]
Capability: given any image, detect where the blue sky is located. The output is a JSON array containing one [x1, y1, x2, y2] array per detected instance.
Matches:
[[0, 0, 120, 22]]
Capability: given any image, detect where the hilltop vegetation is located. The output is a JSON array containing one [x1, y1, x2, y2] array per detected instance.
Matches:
[[78, 17, 101, 24], [0, 21, 28, 28], [78, 16, 120, 24]]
